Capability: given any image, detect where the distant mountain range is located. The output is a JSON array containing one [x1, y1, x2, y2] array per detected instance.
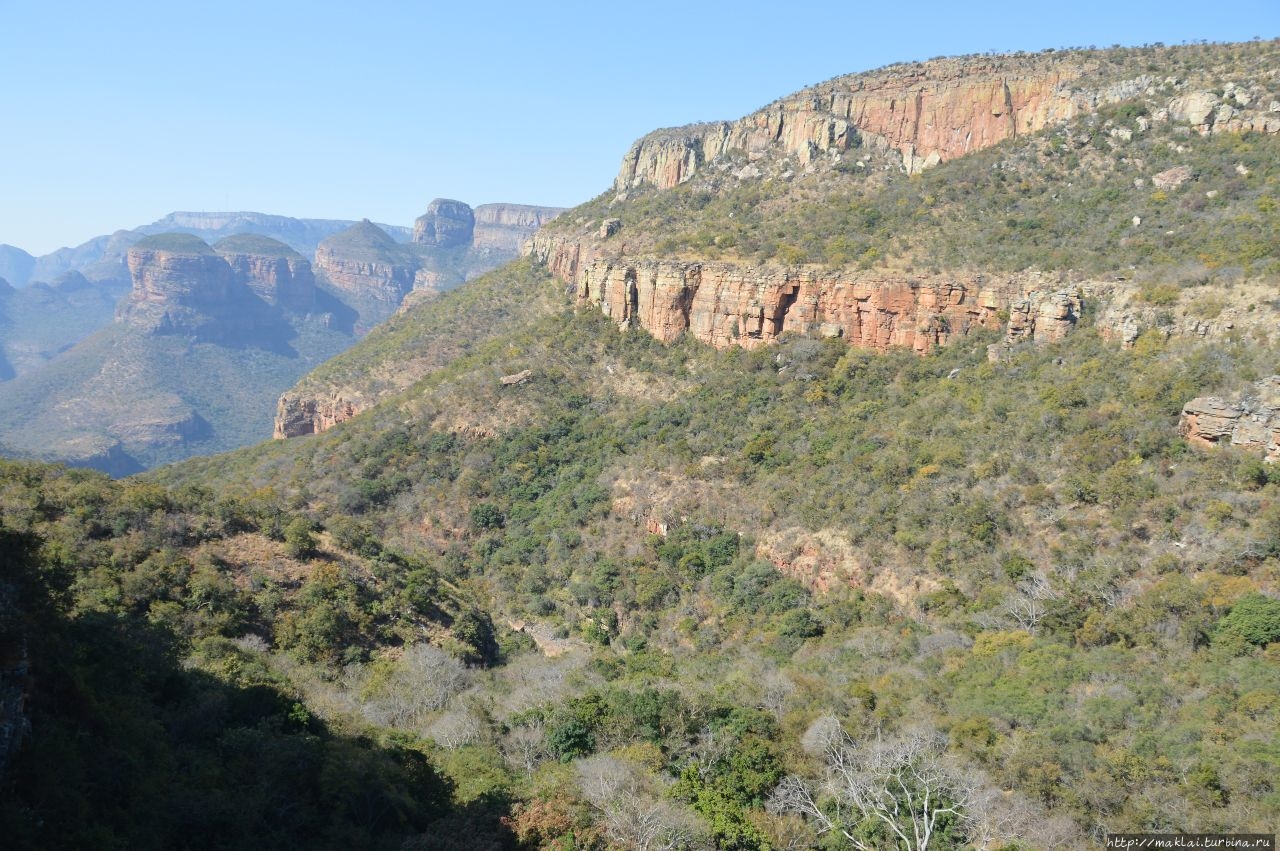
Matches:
[[0, 200, 563, 472]]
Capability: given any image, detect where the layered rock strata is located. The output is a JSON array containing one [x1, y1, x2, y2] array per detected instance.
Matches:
[[118, 235, 246, 338], [314, 220, 418, 303], [1181, 377, 1280, 461], [617, 59, 1088, 188], [273, 390, 366, 439], [988, 290, 1084, 360], [528, 235, 1080, 353], [413, 199, 476, 248], [617, 59, 1280, 189], [472, 204, 564, 252], [213, 236, 316, 310]]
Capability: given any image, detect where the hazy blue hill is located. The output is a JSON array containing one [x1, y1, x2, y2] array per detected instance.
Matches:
[[0, 314, 355, 472], [0, 271, 129, 381], [0, 245, 34, 287], [139, 211, 413, 255], [319, 218, 411, 261]]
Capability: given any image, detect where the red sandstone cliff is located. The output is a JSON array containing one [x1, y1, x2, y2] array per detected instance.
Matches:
[[615, 55, 1280, 190], [527, 234, 1079, 354], [214, 238, 316, 311], [616, 57, 1091, 189]]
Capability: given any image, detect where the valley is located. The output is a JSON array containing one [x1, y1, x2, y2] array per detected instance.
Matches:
[[2, 38, 1280, 851]]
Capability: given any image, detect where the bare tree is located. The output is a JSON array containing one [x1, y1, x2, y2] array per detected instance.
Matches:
[[360, 644, 471, 728], [577, 755, 708, 851], [1003, 572, 1055, 634], [427, 708, 483, 749], [769, 723, 975, 851], [499, 720, 548, 775]]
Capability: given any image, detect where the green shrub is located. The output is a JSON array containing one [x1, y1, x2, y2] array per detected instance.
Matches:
[[1217, 593, 1280, 646]]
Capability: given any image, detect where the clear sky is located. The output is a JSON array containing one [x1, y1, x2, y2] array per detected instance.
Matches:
[[2, 0, 1277, 255]]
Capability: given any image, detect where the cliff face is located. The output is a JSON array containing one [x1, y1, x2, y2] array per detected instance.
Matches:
[[213, 236, 316, 311], [1181, 377, 1280, 461], [615, 55, 1280, 190], [274, 390, 366, 439], [413, 199, 476, 248], [616, 58, 1089, 189], [314, 221, 418, 303], [118, 238, 242, 337], [528, 234, 1080, 353], [472, 204, 564, 252]]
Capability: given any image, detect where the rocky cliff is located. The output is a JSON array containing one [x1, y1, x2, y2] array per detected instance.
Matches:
[[616, 53, 1280, 189], [472, 204, 564, 252], [528, 235, 1083, 353], [273, 390, 367, 439], [413, 199, 476, 248], [1181, 377, 1280, 461], [314, 220, 418, 304], [616, 57, 1090, 189], [213, 235, 316, 311], [118, 234, 247, 338]]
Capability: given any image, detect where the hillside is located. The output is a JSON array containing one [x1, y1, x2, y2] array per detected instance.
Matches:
[[5, 40, 1280, 850]]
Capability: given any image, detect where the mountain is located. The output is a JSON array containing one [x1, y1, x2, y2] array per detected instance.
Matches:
[[529, 41, 1280, 357], [0, 233, 353, 473], [0, 200, 563, 470], [314, 201, 565, 331], [0, 246, 34, 287], [137, 210, 414, 255], [0, 269, 131, 381], [4, 41, 1280, 851]]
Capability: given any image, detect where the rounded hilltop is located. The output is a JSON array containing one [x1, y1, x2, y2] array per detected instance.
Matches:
[[319, 219, 403, 258], [131, 233, 215, 255], [212, 234, 302, 259]]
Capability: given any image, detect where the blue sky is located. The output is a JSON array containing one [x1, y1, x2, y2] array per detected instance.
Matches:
[[1, 0, 1277, 255]]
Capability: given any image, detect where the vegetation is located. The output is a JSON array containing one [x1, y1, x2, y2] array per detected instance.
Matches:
[[133, 232, 219, 255], [4, 39, 1280, 850], [213, 234, 304, 258], [559, 119, 1280, 279]]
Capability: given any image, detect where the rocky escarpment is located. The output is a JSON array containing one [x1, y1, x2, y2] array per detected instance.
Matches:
[[118, 234, 255, 339], [616, 52, 1280, 189], [213, 235, 316, 311], [529, 234, 1081, 353], [314, 220, 418, 303], [273, 390, 367, 439], [617, 57, 1089, 188], [413, 199, 476, 248], [1181, 377, 1280, 461], [472, 204, 564, 252]]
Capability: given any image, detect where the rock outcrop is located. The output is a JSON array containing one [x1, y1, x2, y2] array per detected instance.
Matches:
[[1181, 377, 1280, 461], [273, 390, 366, 439], [472, 204, 564, 252], [214, 235, 316, 310], [617, 57, 1090, 188], [988, 289, 1084, 360], [413, 199, 476, 248], [529, 234, 1079, 353], [616, 54, 1280, 190], [314, 220, 418, 303], [117, 234, 248, 338]]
